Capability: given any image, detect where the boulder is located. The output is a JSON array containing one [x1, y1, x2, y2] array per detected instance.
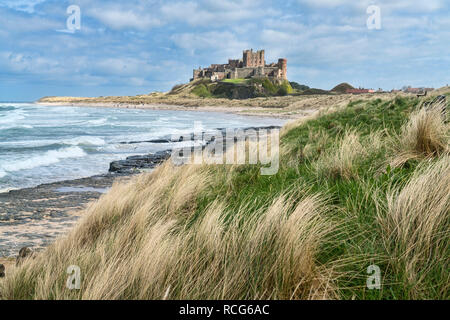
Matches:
[[16, 247, 34, 266], [109, 150, 172, 173]]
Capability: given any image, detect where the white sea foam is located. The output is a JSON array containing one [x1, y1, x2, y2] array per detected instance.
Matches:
[[0, 111, 26, 125], [0, 169, 6, 178], [0, 146, 86, 173]]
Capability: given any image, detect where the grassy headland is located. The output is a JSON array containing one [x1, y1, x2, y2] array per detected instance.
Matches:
[[38, 79, 408, 119], [3, 88, 449, 300]]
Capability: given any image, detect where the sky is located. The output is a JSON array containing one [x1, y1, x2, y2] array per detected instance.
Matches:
[[0, 0, 449, 101]]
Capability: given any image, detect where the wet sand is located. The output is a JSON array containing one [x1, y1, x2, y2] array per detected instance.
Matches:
[[0, 173, 132, 258]]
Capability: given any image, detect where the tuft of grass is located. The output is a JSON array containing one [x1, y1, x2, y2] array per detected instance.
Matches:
[[376, 156, 450, 299], [313, 129, 366, 180], [389, 102, 449, 167]]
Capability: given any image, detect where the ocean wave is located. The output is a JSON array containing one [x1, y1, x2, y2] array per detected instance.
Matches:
[[0, 146, 87, 173], [85, 118, 108, 125], [63, 136, 106, 146], [0, 124, 34, 132], [0, 106, 16, 112], [0, 169, 6, 178], [0, 112, 26, 125], [0, 136, 106, 150], [0, 139, 63, 149]]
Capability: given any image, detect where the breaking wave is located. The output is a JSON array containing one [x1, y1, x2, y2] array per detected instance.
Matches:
[[0, 146, 86, 173], [63, 136, 106, 146]]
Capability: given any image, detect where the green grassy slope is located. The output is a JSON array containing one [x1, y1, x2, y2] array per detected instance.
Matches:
[[193, 96, 449, 299]]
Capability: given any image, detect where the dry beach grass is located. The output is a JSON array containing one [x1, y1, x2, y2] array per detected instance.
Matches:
[[0, 162, 338, 299]]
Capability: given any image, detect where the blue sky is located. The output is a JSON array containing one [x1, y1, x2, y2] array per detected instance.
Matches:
[[0, 0, 449, 101]]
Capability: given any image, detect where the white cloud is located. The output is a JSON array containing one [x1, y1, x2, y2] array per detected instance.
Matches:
[[297, 0, 445, 12], [161, 0, 279, 27], [93, 57, 159, 76], [0, 7, 59, 32], [0, 51, 64, 76], [0, 0, 46, 13], [87, 6, 162, 30], [171, 31, 248, 57]]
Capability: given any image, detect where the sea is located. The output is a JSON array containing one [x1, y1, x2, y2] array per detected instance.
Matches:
[[0, 103, 285, 192]]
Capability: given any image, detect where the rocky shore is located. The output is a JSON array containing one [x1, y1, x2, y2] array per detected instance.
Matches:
[[108, 125, 280, 173], [0, 174, 128, 257], [0, 151, 175, 258], [0, 125, 281, 258]]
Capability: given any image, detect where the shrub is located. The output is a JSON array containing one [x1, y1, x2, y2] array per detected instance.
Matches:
[[277, 81, 293, 96], [191, 84, 212, 98], [290, 82, 310, 91], [261, 79, 278, 95]]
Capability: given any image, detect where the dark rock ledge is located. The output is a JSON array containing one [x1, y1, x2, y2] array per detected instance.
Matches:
[[109, 126, 281, 174]]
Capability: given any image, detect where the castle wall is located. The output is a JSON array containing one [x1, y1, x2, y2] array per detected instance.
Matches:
[[233, 68, 256, 79], [211, 72, 227, 81], [228, 59, 242, 68]]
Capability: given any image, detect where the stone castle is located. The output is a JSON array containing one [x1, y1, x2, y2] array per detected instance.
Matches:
[[192, 49, 287, 82]]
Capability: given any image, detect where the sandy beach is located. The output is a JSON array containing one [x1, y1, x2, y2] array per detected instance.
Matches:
[[36, 101, 310, 119], [37, 92, 399, 119]]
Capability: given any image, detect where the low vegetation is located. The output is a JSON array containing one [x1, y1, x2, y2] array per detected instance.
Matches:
[[221, 78, 247, 84], [190, 83, 213, 98], [188, 78, 294, 99], [331, 82, 356, 94], [388, 100, 449, 167], [289, 82, 310, 91], [2, 93, 449, 300]]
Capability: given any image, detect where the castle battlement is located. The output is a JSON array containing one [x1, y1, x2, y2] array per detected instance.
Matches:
[[192, 49, 287, 82]]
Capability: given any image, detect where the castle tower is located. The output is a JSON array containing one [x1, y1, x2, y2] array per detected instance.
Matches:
[[243, 49, 265, 67], [258, 50, 265, 67], [243, 49, 252, 67], [278, 58, 287, 80]]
